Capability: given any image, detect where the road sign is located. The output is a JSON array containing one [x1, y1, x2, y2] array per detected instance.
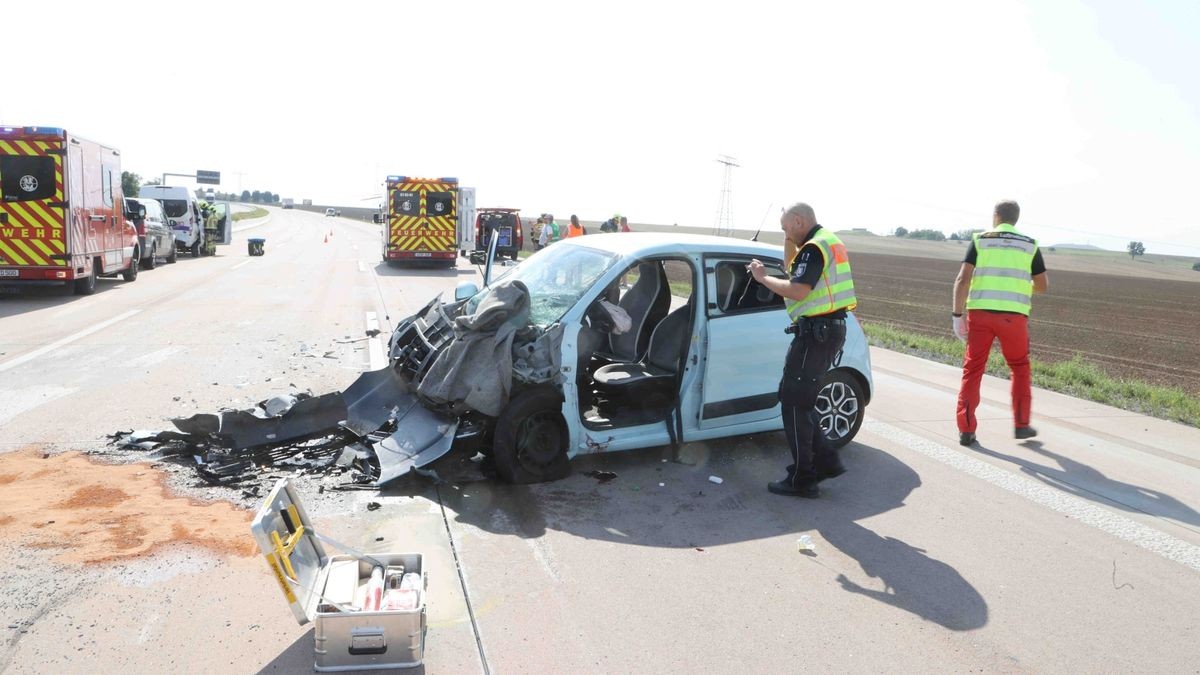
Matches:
[[196, 170, 221, 185]]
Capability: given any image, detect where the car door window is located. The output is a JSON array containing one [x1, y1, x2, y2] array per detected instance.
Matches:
[[708, 259, 785, 316]]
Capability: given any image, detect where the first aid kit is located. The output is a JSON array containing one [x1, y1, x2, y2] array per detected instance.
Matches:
[[250, 478, 426, 671]]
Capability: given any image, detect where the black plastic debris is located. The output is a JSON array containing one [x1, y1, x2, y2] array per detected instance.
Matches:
[[585, 470, 618, 484], [367, 502, 381, 511]]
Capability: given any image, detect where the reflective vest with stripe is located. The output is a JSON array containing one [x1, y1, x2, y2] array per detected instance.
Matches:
[[785, 228, 857, 322], [966, 223, 1036, 315]]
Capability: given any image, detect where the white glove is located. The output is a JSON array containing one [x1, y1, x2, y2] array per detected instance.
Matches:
[[952, 315, 968, 342]]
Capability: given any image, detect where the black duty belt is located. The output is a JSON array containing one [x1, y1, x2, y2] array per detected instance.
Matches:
[[785, 316, 846, 335]]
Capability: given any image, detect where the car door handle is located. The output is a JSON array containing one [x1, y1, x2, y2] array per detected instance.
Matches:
[[90, 215, 106, 222]]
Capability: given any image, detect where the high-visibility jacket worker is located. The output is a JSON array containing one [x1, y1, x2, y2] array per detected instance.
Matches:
[[748, 202, 856, 499], [565, 215, 585, 238], [952, 200, 1049, 446]]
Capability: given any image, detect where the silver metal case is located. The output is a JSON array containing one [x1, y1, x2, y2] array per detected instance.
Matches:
[[250, 479, 426, 671]]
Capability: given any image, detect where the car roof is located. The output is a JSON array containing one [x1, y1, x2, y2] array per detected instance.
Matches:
[[553, 232, 784, 260]]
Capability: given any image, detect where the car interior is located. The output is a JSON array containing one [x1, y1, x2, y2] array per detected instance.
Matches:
[[578, 258, 695, 430]]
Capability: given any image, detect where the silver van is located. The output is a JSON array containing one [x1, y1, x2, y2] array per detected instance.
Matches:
[[124, 197, 177, 268]]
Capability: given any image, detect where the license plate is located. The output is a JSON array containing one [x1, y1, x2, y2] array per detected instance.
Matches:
[[0, 269, 18, 278], [414, 252, 432, 258]]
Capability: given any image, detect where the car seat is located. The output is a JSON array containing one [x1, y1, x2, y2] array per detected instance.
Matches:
[[601, 261, 670, 362], [715, 264, 739, 312], [592, 304, 691, 400]]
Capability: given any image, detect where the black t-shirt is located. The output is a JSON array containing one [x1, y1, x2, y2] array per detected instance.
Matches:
[[964, 240, 1046, 275]]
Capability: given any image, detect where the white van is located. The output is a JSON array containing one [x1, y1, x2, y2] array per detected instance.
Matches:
[[138, 185, 204, 257]]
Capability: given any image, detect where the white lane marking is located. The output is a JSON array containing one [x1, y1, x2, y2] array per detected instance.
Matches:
[[358, 260, 367, 272], [231, 259, 253, 270], [366, 312, 385, 370], [0, 385, 77, 425], [0, 309, 141, 373], [864, 420, 1200, 573]]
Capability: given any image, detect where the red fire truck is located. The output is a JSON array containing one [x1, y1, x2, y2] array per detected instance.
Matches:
[[0, 126, 140, 294]]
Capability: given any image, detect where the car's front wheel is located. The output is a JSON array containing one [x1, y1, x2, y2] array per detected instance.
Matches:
[[492, 388, 571, 484], [817, 369, 866, 449], [143, 243, 157, 270], [122, 247, 139, 282], [166, 241, 178, 264]]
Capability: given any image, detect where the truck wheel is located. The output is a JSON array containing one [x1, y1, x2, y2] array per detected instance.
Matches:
[[817, 369, 866, 449], [492, 388, 571, 484], [143, 243, 158, 270], [73, 259, 99, 295], [166, 241, 178, 264], [122, 247, 140, 282]]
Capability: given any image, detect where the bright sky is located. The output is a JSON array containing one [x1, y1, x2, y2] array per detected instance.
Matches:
[[3, 0, 1197, 255]]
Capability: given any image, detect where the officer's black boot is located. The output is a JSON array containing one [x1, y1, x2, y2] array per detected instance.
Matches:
[[814, 450, 846, 480]]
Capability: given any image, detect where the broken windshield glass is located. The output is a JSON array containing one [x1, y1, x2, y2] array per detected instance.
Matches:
[[469, 244, 619, 326]]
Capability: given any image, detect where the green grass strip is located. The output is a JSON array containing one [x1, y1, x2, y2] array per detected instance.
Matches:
[[232, 207, 269, 221], [863, 322, 1200, 428]]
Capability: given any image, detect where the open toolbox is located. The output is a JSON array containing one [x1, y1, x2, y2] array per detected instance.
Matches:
[[251, 478, 426, 671]]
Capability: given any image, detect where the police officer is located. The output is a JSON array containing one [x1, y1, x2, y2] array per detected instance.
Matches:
[[952, 200, 1049, 446], [748, 202, 857, 498]]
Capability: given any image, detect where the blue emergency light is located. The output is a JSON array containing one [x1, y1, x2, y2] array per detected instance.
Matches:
[[386, 175, 408, 183], [0, 126, 66, 137]]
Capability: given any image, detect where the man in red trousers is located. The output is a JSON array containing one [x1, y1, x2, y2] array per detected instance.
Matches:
[[952, 200, 1049, 446]]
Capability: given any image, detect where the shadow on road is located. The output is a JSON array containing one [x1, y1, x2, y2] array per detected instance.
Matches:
[[0, 277, 129, 319], [372, 262, 476, 278], [974, 440, 1200, 528], [255, 631, 428, 674], [387, 435, 988, 631]]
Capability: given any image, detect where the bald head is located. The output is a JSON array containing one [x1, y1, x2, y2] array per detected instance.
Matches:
[[780, 202, 818, 244]]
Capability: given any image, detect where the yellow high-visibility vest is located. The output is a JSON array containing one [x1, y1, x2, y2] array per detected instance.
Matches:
[[786, 228, 857, 321], [967, 223, 1037, 315]]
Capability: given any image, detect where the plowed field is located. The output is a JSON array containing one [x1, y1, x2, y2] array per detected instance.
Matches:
[[852, 252, 1200, 395]]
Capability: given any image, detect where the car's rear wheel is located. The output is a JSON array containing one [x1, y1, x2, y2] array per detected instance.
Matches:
[[817, 369, 865, 449], [73, 258, 100, 295], [492, 388, 571, 484]]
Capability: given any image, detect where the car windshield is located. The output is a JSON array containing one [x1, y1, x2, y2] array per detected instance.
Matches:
[[467, 243, 620, 326]]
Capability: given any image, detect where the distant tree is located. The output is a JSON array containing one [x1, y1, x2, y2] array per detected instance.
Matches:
[[1127, 241, 1146, 259], [949, 232, 960, 241], [143, 178, 162, 187], [251, 190, 262, 203], [893, 226, 909, 237], [955, 228, 984, 241], [262, 191, 274, 203], [240, 190, 251, 202], [1192, 261, 1200, 271], [272, 194, 281, 203], [906, 228, 947, 241], [120, 171, 141, 198]]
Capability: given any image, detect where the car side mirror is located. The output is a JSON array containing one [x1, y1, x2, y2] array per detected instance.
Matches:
[[454, 281, 479, 301], [468, 251, 487, 265]]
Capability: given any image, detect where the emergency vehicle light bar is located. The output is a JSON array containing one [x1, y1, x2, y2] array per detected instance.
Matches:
[[0, 126, 66, 137], [386, 176, 408, 182]]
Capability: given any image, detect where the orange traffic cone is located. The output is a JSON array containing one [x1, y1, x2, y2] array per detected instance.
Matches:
[[323, 234, 328, 243]]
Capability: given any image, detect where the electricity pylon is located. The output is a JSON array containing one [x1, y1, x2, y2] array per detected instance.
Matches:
[[714, 155, 739, 236]]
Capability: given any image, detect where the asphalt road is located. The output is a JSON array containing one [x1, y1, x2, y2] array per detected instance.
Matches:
[[1, 209, 1197, 673]]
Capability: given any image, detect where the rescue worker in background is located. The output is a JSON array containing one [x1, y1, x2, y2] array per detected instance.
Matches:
[[748, 202, 856, 498], [600, 213, 620, 233], [566, 214, 585, 238], [619, 216, 631, 232], [952, 200, 1048, 446], [538, 214, 560, 248], [532, 215, 546, 250]]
